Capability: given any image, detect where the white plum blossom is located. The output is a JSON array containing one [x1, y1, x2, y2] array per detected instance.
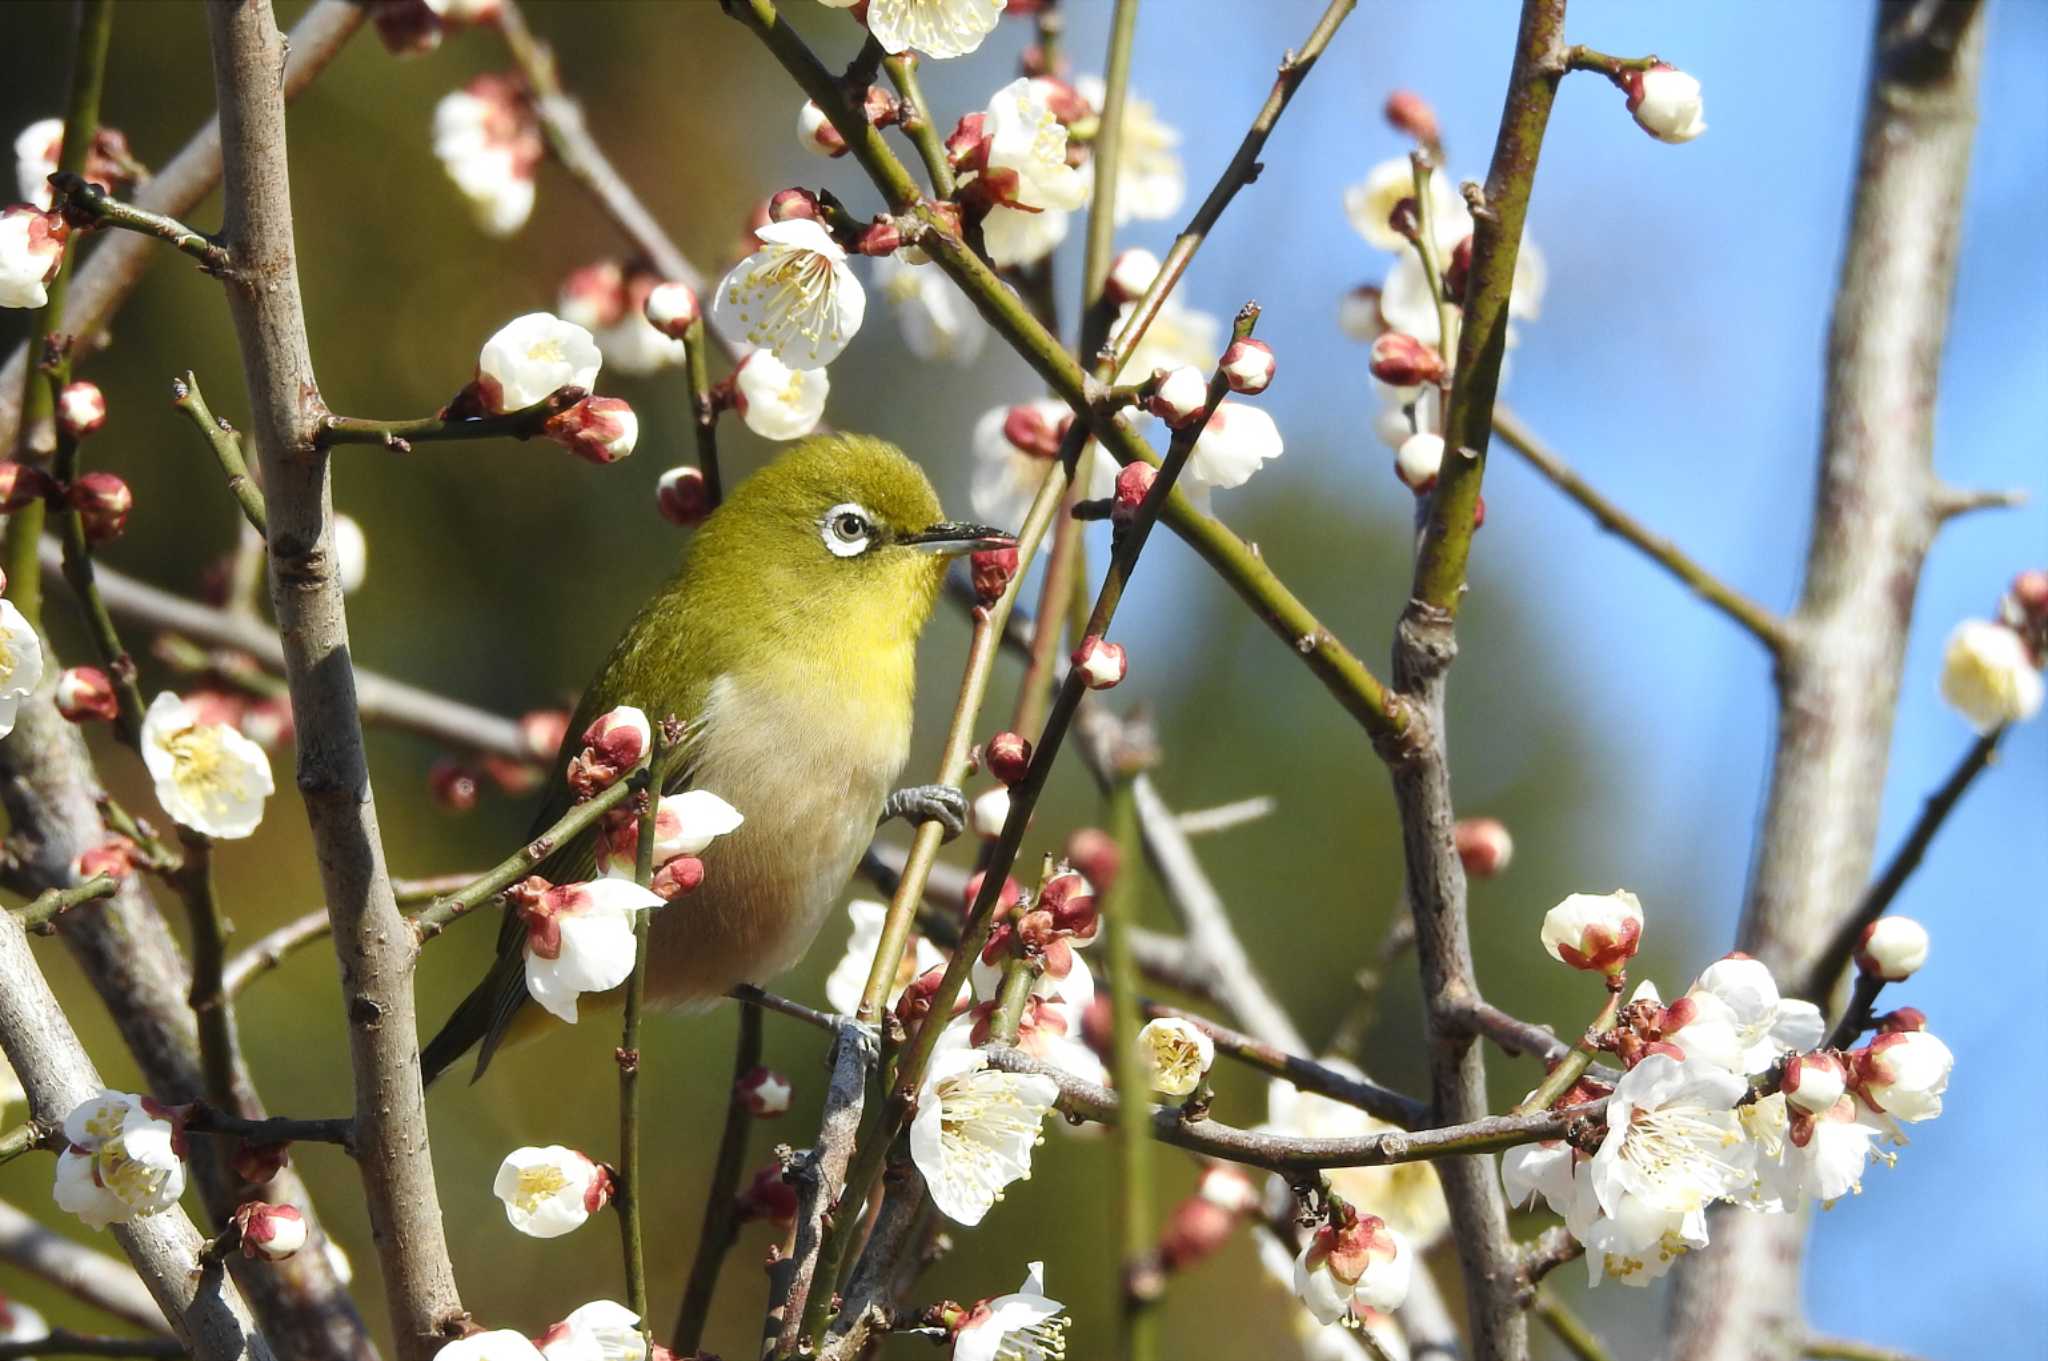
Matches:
[[140, 691, 274, 839], [1378, 252, 1449, 349], [1105, 246, 1160, 305], [1740, 1092, 1882, 1212], [594, 789, 744, 877], [476, 313, 603, 413], [1629, 65, 1707, 144], [1856, 916, 1930, 981], [876, 254, 986, 365], [15, 117, 62, 207], [0, 599, 45, 739], [518, 879, 665, 1023], [732, 351, 829, 441], [714, 219, 866, 370], [493, 1144, 611, 1238], [1254, 1233, 1412, 1361], [972, 78, 1091, 268], [1541, 890, 1644, 976], [1589, 1054, 1753, 1239], [952, 1262, 1069, 1361], [1188, 402, 1282, 499], [0, 1291, 45, 1348], [1292, 1214, 1413, 1324], [1344, 155, 1471, 254], [435, 1331, 546, 1361], [1939, 618, 2041, 732], [862, 0, 1005, 60], [1855, 1030, 1952, 1125], [969, 785, 1011, 839], [1075, 77, 1185, 223], [1135, 1017, 1214, 1096], [53, 1090, 188, 1230], [432, 78, 540, 236], [1260, 1061, 1449, 1248], [536, 1300, 646, 1361], [909, 1029, 1061, 1226], [824, 898, 946, 1015], [1683, 955, 1825, 1076], [0, 205, 67, 310], [1395, 432, 1444, 493]]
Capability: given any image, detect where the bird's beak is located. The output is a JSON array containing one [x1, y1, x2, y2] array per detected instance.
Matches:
[[900, 521, 1017, 556]]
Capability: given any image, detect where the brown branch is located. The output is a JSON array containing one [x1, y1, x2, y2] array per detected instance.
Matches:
[[0, 910, 271, 1359], [0, 1198, 171, 1335], [0, 1332, 184, 1360], [762, 1023, 868, 1358], [0, 0, 363, 457], [203, 3, 461, 1356], [1668, 5, 1989, 1359]]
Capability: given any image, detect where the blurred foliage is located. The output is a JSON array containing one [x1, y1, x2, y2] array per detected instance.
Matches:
[[0, 4, 1704, 1359]]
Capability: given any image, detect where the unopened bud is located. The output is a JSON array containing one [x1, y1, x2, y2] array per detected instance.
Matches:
[[1445, 236, 1473, 301], [56, 380, 106, 440], [0, 461, 50, 512], [566, 706, 651, 796], [518, 708, 572, 763], [1540, 890, 1644, 976], [894, 964, 958, 1027], [69, 471, 132, 543], [2009, 569, 2048, 620], [856, 217, 903, 257], [1626, 64, 1707, 145], [970, 546, 1018, 607], [1220, 338, 1275, 395], [1146, 365, 1208, 429], [1071, 635, 1127, 690], [1112, 462, 1155, 524], [643, 281, 700, 339], [1473, 494, 1487, 531], [767, 187, 821, 222], [970, 786, 1011, 839], [1454, 817, 1512, 877], [861, 84, 902, 127], [229, 1140, 290, 1187], [1383, 89, 1441, 147], [545, 396, 637, 465], [962, 869, 1022, 917], [1395, 432, 1444, 493], [1874, 1006, 1926, 1034], [985, 731, 1032, 785], [944, 113, 990, 174], [71, 837, 136, 884], [735, 1066, 793, 1117], [1855, 916, 1929, 982], [428, 759, 481, 812], [371, 0, 442, 56], [735, 1164, 798, 1226], [1064, 827, 1119, 894], [650, 856, 705, 901], [656, 465, 712, 528], [1782, 1051, 1847, 1115], [1370, 331, 1446, 391], [233, 1202, 307, 1261], [1105, 247, 1161, 305], [1159, 1194, 1237, 1271], [796, 102, 848, 158], [55, 666, 119, 722]]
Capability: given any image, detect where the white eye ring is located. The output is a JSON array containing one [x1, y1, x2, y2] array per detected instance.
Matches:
[[820, 502, 873, 558]]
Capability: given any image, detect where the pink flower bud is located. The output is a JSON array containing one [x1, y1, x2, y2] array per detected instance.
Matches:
[[1855, 916, 1928, 981], [2008, 569, 2048, 622], [1369, 332, 1445, 388], [656, 465, 712, 528], [1105, 247, 1160, 305], [230, 1141, 290, 1186], [1445, 235, 1473, 301], [1383, 90, 1441, 147], [735, 1066, 793, 1117], [796, 102, 848, 158], [71, 836, 137, 884], [735, 1163, 798, 1226], [650, 855, 705, 901], [566, 706, 650, 796], [545, 396, 637, 465], [945, 113, 990, 174], [855, 216, 903, 257], [56, 381, 106, 440], [962, 869, 1023, 918], [428, 759, 481, 813], [1064, 827, 1119, 895], [233, 1202, 307, 1261], [860, 85, 902, 128], [54, 667, 119, 723], [1540, 891, 1644, 976], [970, 546, 1018, 607], [1875, 1006, 1926, 1034], [556, 260, 628, 331], [1159, 1193, 1238, 1271], [985, 730, 1032, 785], [0, 206, 70, 310], [1112, 462, 1155, 524], [1147, 365, 1209, 429], [518, 708, 572, 763], [1001, 402, 1068, 458], [1473, 495, 1487, 531], [1394, 432, 1444, 493], [1454, 817, 1513, 878], [894, 963, 959, 1028], [69, 471, 132, 543], [768, 187, 821, 222], [643, 281, 700, 339], [1782, 1051, 1847, 1115], [0, 461, 51, 512], [1220, 339, 1275, 395], [1072, 636, 1127, 690]]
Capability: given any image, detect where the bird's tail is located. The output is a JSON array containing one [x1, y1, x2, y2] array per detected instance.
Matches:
[[420, 954, 531, 1087]]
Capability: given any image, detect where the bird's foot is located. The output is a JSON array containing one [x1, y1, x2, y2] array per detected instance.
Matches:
[[833, 1016, 883, 1072], [880, 783, 967, 842]]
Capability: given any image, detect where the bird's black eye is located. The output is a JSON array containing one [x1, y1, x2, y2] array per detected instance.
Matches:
[[820, 501, 875, 558]]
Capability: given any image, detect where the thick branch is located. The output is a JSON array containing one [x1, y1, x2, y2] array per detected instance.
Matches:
[[203, 3, 461, 1355]]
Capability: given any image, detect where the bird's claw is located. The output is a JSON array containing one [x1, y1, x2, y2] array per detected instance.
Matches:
[[833, 1017, 883, 1072], [880, 783, 968, 842]]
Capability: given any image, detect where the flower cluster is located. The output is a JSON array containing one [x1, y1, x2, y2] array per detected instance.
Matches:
[[465, 313, 641, 464], [52, 1090, 188, 1230], [1510, 893, 1952, 1287], [557, 261, 686, 376], [433, 73, 542, 237]]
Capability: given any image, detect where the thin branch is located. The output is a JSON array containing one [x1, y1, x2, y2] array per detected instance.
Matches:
[[1801, 1339, 1935, 1361], [882, 55, 954, 198], [680, 317, 723, 506], [181, 1107, 355, 1151], [1140, 1000, 1427, 1130], [730, 983, 838, 1035], [205, 3, 462, 1355], [1802, 728, 2003, 1001], [12, 873, 118, 931], [314, 387, 583, 451], [617, 736, 663, 1338], [0, 1198, 170, 1335], [218, 874, 474, 998], [50, 172, 230, 273], [1492, 405, 1791, 653], [1516, 1225, 1584, 1294], [50, 406, 151, 742], [766, 1021, 869, 1357], [0, 1332, 185, 1360], [172, 373, 265, 536], [169, 832, 237, 1107], [1822, 973, 1886, 1054], [670, 1002, 763, 1354], [1102, 771, 1161, 1361]]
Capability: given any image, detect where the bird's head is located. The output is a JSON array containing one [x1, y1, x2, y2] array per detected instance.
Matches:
[[688, 434, 1014, 653]]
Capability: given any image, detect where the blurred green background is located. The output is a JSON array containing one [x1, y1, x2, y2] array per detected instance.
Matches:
[[3, 3, 2040, 1360]]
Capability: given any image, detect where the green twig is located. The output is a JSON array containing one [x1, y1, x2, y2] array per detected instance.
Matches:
[[670, 1002, 763, 1354], [618, 728, 666, 1337], [50, 173, 230, 274], [1801, 1338, 1935, 1361], [172, 372, 266, 536], [11, 873, 118, 931], [1532, 1289, 1613, 1361], [315, 388, 582, 451], [1512, 986, 1621, 1115], [681, 318, 723, 506], [1103, 775, 1161, 1361], [882, 54, 954, 198], [0, 1119, 59, 1166], [171, 829, 238, 1107]]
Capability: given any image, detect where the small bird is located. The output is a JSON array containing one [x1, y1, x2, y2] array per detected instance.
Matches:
[[422, 434, 1012, 1083]]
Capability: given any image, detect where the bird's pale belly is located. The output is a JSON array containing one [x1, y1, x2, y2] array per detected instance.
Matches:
[[643, 674, 906, 1009]]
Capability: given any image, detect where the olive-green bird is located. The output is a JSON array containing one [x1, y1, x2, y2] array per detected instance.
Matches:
[[421, 435, 1011, 1084]]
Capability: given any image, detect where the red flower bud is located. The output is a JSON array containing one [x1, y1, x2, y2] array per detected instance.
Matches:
[[1112, 462, 1155, 524], [69, 471, 132, 543], [735, 1163, 798, 1226], [370, 0, 442, 57], [970, 546, 1018, 607], [230, 1140, 291, 1186], [544, 396, 637, 465], [1454, 817, 1513, 878], [1063, 827, 1119, 895], [54, 667, 119, 723], [1445, 235, 1473, 301], [0, 461, 54, 512], [1001, 402, 1068, 459], [1384, 89, 1442, 147], [56, 380, 107, 440], [657, 465, 712, 528], [71, 836, 137, 884], [856, 216, 904, 257], [985, 730, 1032, 785], [1159, 1194, 1238, 1271], [232, 1201, 307, 1261], [428, 760, 481, 813], [735, 1066, 793, 1117], [1071, 635, 1127, 690], [1369, 332, 1445, 388], [768, 187, 821, 222], [650, 855, 705, 901], [1220, 338, 1276, 395]]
